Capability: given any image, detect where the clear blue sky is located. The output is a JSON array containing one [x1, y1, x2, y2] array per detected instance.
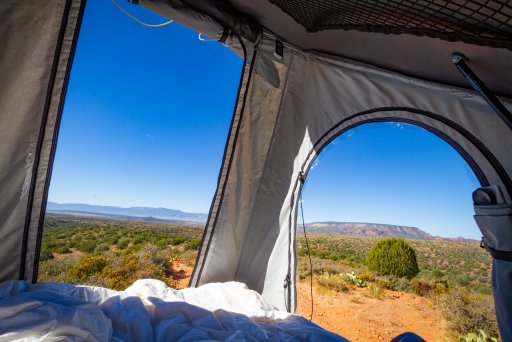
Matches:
[[49, 0, 481, 239]]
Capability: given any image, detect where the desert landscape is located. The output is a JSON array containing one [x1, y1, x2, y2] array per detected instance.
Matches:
[[38, 214, 499, 341]]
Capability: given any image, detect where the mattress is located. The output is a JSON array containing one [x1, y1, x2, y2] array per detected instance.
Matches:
[[0, 279, 347, 341]]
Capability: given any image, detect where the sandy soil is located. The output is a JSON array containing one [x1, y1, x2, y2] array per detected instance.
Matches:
[[171, 259, 447, 341], [170, 258, 193, 289], [296, 281, 447, 341]]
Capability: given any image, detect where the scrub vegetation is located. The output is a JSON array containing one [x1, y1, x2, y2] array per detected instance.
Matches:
[[39, 214, 499, 341], [297, 234, 499, 341], [39, 214, 202, 289]]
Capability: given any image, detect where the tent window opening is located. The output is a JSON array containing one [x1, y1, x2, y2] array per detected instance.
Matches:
[[295, 122, 498, 341], [37, 0, 243, 289]]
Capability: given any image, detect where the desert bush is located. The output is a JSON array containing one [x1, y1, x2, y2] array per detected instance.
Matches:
[[388, 276, 412, 292], [52, 245, 71, 254], [410, 279, 434, 296], [116, 238, 130, 249], [410, 278, 449, 297], [76, 240, 96, 254], [40, 258, 78, 278], [100, 249, 166, 290], [184, 238, 201, 251], [371, 276, 413, 292], [441, 289, 499, 340], [39, 249, 54, 261], [460, 330, 498, 342], [358, 272, 375, 283], [155, 238, 170, 248], [341, 271, 367, 287], [94, 243, 109, 254], [374, 278, 392, 290], [128, 243, 145, 252], [316, 273, 350, 292], [366, 238, 419, 278], [316, 272, 367, 293], [104, 235, 119, 245], [366, 283, 385, 300], [141, 245, 168, 268], [169, 236, 187, 246], [66, 255, 109, 283]]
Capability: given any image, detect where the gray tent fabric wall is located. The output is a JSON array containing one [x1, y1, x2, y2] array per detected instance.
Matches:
[[0, 0, 85, 282], [187, 34, 512, 311]]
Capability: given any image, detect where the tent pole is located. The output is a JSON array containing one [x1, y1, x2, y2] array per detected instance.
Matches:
[[452, 53, 512, 131]]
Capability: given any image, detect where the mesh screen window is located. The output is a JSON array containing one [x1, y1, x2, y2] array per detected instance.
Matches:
[[270, 0, 512, 49]]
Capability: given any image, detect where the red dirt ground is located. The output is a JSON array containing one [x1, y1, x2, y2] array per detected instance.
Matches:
[[172, 259, 447, 341]]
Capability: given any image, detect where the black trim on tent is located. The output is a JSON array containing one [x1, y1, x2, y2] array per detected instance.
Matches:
[[33, 0, 88, 282], [301, 108, 510, 194], [485, 245, 512, 262], [286, 106, 512, 312], [20, 0, 77, 280], [190, 37, 255, 286]]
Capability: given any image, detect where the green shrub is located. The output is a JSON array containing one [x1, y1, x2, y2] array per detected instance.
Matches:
[[41, 259, 77, 276], [155, 239, 170, 248], [116, 238, 130, 249], [366, 238, 419, 278], [76, 240, 96, 254], [169, 236, 187, 246], [51, 245, 71, 254], [184, 238, 202, 251], [40, 248, 54, 261], [388, 275, 412, 292], [129, 243, 145, 252], [94, 243, 109, 254]]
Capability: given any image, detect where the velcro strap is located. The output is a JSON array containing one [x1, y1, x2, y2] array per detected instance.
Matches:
[[219, 27, 229, 44], [486, 245, 512, 262]]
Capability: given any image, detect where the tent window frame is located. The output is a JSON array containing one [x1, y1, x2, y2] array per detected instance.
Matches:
[[285, 106, 512, 309]]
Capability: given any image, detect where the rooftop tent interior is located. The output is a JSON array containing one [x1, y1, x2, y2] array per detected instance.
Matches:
[[0, 0, 511, 339]]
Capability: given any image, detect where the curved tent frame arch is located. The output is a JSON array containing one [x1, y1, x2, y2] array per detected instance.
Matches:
[[285, 109, 509, 309], [288, 114, 492, 309], [294, 108, 512, 202]]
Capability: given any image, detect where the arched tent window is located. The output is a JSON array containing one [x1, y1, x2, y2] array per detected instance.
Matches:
[[37, 0, 243, 288], [295, 122, 497, 340]]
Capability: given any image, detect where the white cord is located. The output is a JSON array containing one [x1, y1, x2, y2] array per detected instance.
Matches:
[[198, 33, 216, 42], [111, 0, 174, 28]]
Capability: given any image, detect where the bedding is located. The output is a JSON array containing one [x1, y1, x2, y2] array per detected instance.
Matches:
[[0, 279, 347, 341]]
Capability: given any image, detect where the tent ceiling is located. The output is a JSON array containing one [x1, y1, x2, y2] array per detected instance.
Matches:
[[270, 0, 512, 49], [229, 0, 512, 98]]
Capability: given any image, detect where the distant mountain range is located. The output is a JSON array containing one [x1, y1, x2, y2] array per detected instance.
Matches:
[[46, 202, 475, 241], [304, 221, 476, 242], [46, 202, 207, 224]]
